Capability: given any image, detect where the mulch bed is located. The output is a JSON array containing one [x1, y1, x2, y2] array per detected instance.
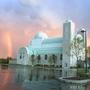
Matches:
[[64, 77, 90, 80]]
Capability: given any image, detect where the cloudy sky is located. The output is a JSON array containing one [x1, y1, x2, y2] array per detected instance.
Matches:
[[0, 0, 90, 58]]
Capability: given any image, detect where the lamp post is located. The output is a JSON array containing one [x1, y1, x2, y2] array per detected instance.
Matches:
[[80, 29, 87, 72]]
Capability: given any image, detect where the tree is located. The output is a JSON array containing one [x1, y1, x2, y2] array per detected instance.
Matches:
[[71, 35, 84, 75], [87, 47, 90, 68], [87, 47, 90, 58]]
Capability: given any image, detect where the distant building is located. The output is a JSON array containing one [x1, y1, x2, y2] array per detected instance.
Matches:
[[17, 20, 85, 69]]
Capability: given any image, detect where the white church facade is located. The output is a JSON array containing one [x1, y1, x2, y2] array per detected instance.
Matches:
[[17, 20, 85, 69]]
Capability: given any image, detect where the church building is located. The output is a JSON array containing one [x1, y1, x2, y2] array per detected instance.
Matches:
[[17, 20, 85, 69]]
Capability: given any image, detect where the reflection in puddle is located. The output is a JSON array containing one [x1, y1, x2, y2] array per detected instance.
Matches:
[[1, 65, 8, 69], [15, 67, 62, 90], [0, 65, 86, 90], [15, 67, 62, 83]]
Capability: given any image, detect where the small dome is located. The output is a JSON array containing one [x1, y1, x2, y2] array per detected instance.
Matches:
[[34, 32, 48, 39], [65, 20, 73, 23], [80, 28, 86, 32]]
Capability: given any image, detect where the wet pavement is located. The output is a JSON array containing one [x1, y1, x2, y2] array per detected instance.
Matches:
[[0, 65, 61, 90]]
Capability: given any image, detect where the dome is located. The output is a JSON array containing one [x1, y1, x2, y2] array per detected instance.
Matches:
[[64, 20, 73, 23], [34, 32, 48, 39]]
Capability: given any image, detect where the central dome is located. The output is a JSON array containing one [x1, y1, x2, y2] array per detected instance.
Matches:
[[34, 32, 48, 39]]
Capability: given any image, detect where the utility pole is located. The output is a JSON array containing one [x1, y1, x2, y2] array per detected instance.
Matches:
[[81, 29, 87, 73]]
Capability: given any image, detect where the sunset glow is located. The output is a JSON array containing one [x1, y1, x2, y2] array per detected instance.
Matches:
[[0, 0, 90, 58]]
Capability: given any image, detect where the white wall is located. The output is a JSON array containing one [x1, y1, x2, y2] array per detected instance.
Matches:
[[62, 20, 75, 69]]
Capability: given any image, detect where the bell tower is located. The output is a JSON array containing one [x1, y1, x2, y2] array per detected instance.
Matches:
[[62, 20, 75, 69]]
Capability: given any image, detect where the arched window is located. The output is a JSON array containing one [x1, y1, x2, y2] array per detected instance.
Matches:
[[65, 63, 67, 67], [23, 52, 25, 58], [37, 55, 41, 64], [37, 55, 41, 60], [45, 54, 47, 60], [20, 55, 22, 59], [52, 54, 57, 64], [60, 54, 63, 60]]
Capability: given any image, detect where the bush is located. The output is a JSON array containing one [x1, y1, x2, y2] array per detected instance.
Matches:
[[77, 69, 90, 79]]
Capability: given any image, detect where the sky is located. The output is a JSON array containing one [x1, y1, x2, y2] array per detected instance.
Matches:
[[0, 0, 90, 58]]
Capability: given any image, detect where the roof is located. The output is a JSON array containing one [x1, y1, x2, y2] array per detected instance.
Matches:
[[42, 37, 63, 44], [27, 46, 63, 55]]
